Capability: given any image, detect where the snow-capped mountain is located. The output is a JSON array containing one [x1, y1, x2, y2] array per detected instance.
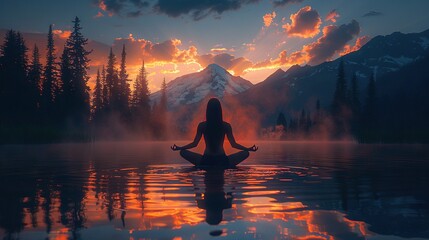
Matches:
[[151, 64, 253, 108]]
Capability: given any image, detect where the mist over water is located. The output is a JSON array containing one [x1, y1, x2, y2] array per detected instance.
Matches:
[[0, 142, 428, 239]]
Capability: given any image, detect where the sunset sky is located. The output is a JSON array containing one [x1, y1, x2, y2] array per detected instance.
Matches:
[[1, 0, 429, 91]]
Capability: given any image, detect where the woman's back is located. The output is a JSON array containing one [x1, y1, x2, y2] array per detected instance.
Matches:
[[200, 121, 228, 155]]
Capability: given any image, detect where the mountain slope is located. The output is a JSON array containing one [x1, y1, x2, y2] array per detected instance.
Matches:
[[234, 29, 429, 126], [375, 52, 429, 142], [151, 64, 253, 108]]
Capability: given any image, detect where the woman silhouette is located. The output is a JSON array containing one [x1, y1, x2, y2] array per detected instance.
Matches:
[[171, 98, 258, 167]]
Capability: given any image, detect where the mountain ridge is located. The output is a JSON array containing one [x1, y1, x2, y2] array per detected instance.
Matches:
[[150, 63, 253, 108], [231, 28, 429, 126]]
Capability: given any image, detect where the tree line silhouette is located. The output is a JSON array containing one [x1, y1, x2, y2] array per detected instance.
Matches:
[[269, 60, 378, 142], [331, 60, 378, 142], [0, 17, 168, 143], [1, 17, 426, 143]]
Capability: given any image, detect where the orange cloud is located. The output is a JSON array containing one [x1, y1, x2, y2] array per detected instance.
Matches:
[[197, 53, 253, 76], [251, 50, 308, 71], [94, 11, 104, 18], [52, 29, 71, 39], [97, 0, 114, 16], [283, 6, 321, 38], [325, 9, 339, 23], [210, 47, 228, 53], [243, 43, 256, 51], [341, 35, 371, 56], [112, 34, 198, 66], [210, 47, 235, 54], [263, 12, 277, 27], [143, 38, 198, 63], [98, 0, 107, 11]]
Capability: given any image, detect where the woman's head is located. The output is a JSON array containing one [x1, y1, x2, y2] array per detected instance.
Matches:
[[206, 98, 223, 125]]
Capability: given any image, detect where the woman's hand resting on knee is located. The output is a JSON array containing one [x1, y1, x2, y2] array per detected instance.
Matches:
[[171, 144, 182, 151], [247, 145, 258, 152]]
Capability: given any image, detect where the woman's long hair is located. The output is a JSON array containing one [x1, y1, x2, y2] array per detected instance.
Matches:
[[205, 98, 224, 146], [206, 98, 223, 127]]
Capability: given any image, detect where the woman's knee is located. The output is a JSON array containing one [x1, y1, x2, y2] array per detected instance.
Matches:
[[241, 150, 250, 158], [179, 149, 188, 158], [231, 150, 249, 160]]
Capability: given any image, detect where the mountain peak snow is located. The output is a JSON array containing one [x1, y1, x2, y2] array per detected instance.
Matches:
[[151, 64, 253, 108], [205, 63, 226, 72]]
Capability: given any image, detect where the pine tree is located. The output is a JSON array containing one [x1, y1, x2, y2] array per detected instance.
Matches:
[[101, 65, 108, 110], [306, 111, 312, 132], [118, 44, 130, 113], [64, 17, 91, 125], [131, 73, 142, 109], [362, 73, 377, 141], [299, 109, 306, 131], [332, 59, 348, 117], [364, 74, 376, 119], [0, 30, 30, 125], [28, 44, 43, 110], [42, 25, 58, 115], [151, 100, 158, 118], [289, 118, 297, 133], [131, 61, 151, 131], [155, 77, 168, 139], [348, 73, 361, 136], [350, 73, 360, 115], [59, 46, 72, 119], [160, 77, 167, 113], [314, 99, 321, 125], [331, 60, 349, 137], [106, 47, 119, 112], [92, 68, 103, 122], [140, 62, 151, 115], [276, 112, 287, 131]]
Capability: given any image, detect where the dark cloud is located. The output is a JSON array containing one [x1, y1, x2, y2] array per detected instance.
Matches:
[[273, 0, 304, 7], [95, 0, 149, 17], [130, 0, 150, 8], [127, 10, 143, 17], [154, 0, 260, 21], [362, 11, 383, 17], [303, 20, 360, 65], [96, 0, 308, 20], [283, 6, 321, 38], [198, 53, 253, 75], [97, 0, 263, 20], [146, 39, 178, 61]]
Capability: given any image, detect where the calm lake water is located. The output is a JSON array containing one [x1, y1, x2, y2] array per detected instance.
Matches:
[[0, 142, 428, 240]]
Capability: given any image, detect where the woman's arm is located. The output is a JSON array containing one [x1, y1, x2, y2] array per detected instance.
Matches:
[[171, 122, 204, 151], [225, 123, 258, 151]]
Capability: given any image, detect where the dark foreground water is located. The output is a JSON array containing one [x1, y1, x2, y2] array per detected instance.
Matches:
[[0, 142, 428, 240]]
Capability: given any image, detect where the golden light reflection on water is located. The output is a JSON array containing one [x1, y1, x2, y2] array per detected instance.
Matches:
[[0, 164, 375, 240], [1, 142, 428, 239]]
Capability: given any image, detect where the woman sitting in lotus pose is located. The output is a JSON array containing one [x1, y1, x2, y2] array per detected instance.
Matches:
[[171, 98, 258, 167]]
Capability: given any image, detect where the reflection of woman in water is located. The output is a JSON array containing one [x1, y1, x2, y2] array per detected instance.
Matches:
[[196, 169, 232, 226], [171, 98, 258, 167]]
